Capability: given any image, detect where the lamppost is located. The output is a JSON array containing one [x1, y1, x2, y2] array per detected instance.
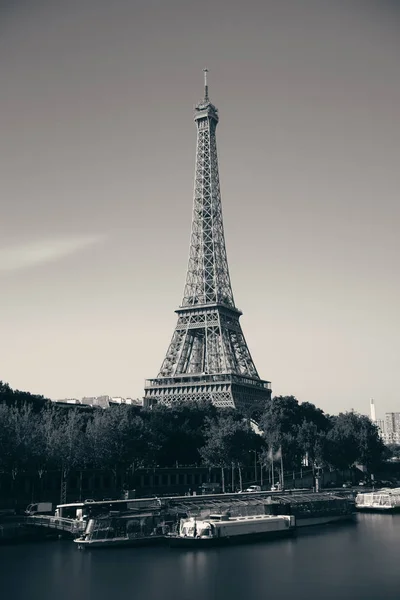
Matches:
[[315, 465, 322, 493], [249, 450, 257, 484]]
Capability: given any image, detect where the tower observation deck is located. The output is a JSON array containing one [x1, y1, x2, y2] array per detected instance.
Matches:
[[144, 71, 271, 417]]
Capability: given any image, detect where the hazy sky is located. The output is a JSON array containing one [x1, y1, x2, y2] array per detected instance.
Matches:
[[1, 0, 399, 417]]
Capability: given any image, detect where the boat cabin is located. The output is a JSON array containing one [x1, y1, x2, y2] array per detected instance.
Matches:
[[356, 487, 400, 510], [178, 514, 295, 539]]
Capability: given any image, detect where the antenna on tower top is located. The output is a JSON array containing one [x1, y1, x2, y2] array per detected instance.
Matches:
[[203, 68, 209, 102]]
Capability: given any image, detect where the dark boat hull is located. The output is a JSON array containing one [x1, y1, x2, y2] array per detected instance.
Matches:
[[356, 506, 400, 513], [75, 535, 165, 550], [296, 513, 357, 527]]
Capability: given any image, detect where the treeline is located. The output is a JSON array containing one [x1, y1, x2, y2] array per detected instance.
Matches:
[[0, 381, 386, 494], [0, 381, 49, 411]]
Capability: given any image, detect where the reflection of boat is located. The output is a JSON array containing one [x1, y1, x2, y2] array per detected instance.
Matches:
[[265, 493, 356, 527], [74, 513, 166, 550], [355, 488, 400, 512], [168, 513, 295, 547]]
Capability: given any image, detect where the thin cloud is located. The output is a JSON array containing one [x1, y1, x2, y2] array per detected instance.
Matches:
[[0, 234, 106, 272]]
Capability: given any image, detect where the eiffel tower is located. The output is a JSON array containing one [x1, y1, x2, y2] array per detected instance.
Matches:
[[144, 71, 271, 417]]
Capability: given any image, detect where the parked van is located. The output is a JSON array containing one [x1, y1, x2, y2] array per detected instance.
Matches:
[[245, 485, 262, 493], [25, 502, 53, 516]]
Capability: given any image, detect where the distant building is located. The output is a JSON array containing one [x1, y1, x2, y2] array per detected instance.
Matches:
[[375, 419, 385, 439], [53, 398, 80, 405], [129, 397, 144, 406], [384, 413, 400, 445], [50, 399, 93, 412], [81, 395, 111, 408], [52, 395, 143, 408], [110, 397, 143, 406]]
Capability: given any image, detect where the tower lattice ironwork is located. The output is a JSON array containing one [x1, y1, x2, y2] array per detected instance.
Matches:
[[144, 71, 271, 417]]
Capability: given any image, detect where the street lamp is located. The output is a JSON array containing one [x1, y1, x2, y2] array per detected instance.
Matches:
[[314, 464, 322, 493], [249, 450, 257, 484]]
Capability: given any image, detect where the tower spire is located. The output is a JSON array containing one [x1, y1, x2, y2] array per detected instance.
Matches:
[[203, 67, 209, 102]]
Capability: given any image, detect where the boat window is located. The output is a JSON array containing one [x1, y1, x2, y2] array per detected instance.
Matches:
[[199, 528, 210, 537]]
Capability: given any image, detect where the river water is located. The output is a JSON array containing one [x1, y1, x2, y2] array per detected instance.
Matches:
[[1, 513, 399, 600]]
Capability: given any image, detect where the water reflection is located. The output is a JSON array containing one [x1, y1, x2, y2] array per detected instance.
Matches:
[[1, 515, 400, 600]]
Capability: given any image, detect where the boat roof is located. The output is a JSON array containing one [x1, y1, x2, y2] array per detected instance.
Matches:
[[56, 498, 163, 509], [56, 491, 349, 513], [357, 487, 400, 495], [95, 512, 156, 519], [185, 514, 289, 524]]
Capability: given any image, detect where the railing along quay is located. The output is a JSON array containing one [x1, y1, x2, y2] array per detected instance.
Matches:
[[161, 488, 356, 505], [25, 515, 85, 536]]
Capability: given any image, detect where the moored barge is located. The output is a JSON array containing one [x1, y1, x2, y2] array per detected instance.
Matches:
[[74, 513, 166, 550], [355, 488, 400, 512], [168, 513, 295, 547], [265, 493, 356, 526], [53, 491, 356, 550]]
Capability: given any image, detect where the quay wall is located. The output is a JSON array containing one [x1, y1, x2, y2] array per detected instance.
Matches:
[[0, 466, 358, 511]]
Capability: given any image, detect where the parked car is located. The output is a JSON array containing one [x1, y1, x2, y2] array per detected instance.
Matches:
[[271, 484, 283, 491], [245, 485, 262, 493]]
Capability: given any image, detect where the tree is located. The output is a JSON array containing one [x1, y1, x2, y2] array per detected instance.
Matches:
[[0, 380, 49, 411], [143, 399, 217, 467], [0, 404, 16, 477], [259, 396, 304, 471], [354, 415, 386, 472], [0, 403, 46, 502], [200, 412, 263, 492], [387, 444, 400, 460], [47, 409, 87, 502], [32, 405, 63, 498], [298, 402, 330, 432], [326, 412, 385, 473], [297, 421, 326, 472], [86, 406, 150, 492]]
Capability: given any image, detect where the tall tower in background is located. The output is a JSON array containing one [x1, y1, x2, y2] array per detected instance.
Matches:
[[370, 398, 386, 441], [370, 398, 376, 422], [144, 71, 271, 417]]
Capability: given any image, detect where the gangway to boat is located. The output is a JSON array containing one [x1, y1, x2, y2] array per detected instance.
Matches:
[[25, 515, 85, 537]]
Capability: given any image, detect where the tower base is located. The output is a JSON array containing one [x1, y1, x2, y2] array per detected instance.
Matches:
[[144, 373, 271, 418]]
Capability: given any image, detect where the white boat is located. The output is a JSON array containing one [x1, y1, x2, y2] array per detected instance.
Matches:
[[355, 487, 400, 512], [168, 513, 295, 547]]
